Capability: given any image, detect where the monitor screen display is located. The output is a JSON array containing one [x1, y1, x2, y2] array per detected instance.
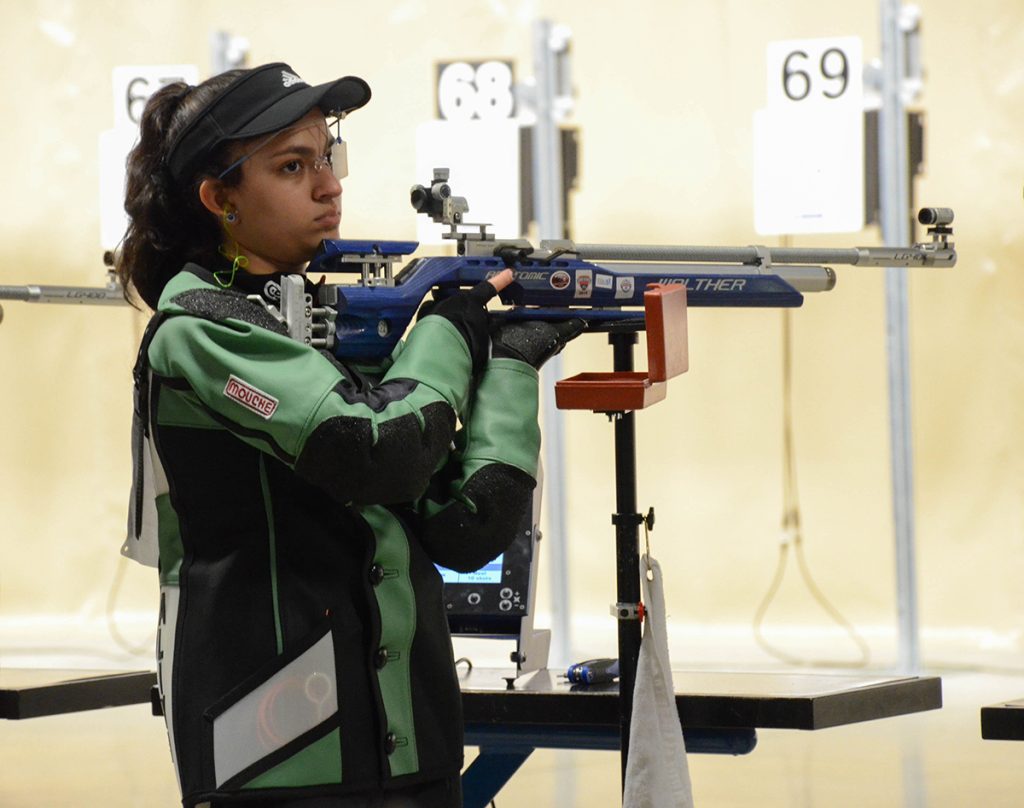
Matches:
[[436, 504, 535, 637], [437, 555, 504, 585]]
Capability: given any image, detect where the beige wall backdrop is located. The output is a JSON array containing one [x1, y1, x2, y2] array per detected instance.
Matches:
[[0, 0, 1020, 670]]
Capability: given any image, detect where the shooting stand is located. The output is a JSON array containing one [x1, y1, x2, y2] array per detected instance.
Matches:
[[554, 282, 689, 788]]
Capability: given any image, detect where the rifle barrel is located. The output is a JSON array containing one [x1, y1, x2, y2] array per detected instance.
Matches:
[[0, 285, 126, 305], [567, 243, 955, 268]]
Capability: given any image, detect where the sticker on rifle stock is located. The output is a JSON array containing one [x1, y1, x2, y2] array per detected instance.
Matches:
[[615, 277, 635, 300], [549, 270, 571, 291], [224, 375, 279, 420], [595, 273, 613, 290], [575, 269, 593, 299]]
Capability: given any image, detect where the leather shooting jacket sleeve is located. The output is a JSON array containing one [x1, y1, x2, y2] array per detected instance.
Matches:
[[145, 265, 475, 507], [415, 357, 541, 573]]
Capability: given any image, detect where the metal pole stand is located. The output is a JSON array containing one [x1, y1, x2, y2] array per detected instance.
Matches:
[[554, 284, 689, 790], [610, 329, 642, 786]]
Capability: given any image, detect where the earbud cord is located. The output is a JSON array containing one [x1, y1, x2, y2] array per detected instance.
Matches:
[[215, 243, 249, 289]]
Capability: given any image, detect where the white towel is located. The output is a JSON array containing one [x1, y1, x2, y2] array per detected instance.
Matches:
[[622, 554, 695, 808]]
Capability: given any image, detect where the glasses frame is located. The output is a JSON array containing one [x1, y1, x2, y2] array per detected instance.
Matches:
[[215, 118, 347, 181]]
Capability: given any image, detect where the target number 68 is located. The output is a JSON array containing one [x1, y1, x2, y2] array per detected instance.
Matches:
[[436, 60, 515, 122]]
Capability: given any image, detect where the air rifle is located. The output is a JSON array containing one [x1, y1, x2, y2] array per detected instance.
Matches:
[[288, 168, 956, 360]]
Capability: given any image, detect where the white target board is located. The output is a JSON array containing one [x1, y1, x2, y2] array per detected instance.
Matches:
[[99, 65, 199, 249], [753, 37, 864, 235]]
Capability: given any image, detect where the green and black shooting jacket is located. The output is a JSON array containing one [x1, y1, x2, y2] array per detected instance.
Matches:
[[125, 264, 540, 806]]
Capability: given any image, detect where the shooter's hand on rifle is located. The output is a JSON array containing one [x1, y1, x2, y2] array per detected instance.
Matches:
[[491, 318, 586, 369], [424, 269, 514, 373]]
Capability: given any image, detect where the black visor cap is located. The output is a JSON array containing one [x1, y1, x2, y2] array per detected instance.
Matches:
[[166, 62, 370, 185]]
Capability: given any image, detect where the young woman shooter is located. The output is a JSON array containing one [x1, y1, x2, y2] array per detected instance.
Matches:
[[117, 62, 577, 807]]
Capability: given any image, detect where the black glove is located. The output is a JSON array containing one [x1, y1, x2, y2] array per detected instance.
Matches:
[[491, 318, 585, 369], [425, 280, 502, 373]]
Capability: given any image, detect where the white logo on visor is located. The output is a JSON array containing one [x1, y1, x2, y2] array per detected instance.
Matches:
[[281, 70, 304, 88]]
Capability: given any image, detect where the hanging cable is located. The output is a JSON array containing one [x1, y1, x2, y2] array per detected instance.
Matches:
[[752, 237, 870, 669], [105, 555, 156, 657]]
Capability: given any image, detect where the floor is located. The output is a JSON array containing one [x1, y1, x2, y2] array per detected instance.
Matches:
[[0, 670, 1021, 807]]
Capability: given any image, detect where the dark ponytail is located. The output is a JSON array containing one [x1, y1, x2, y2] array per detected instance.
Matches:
[[115, 70, 246, 309]]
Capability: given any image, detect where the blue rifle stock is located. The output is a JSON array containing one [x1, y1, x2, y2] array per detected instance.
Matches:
[[308, 239, 820, 360]]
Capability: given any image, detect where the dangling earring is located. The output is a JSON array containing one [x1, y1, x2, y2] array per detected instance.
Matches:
[[223, 207, 238, 225]]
